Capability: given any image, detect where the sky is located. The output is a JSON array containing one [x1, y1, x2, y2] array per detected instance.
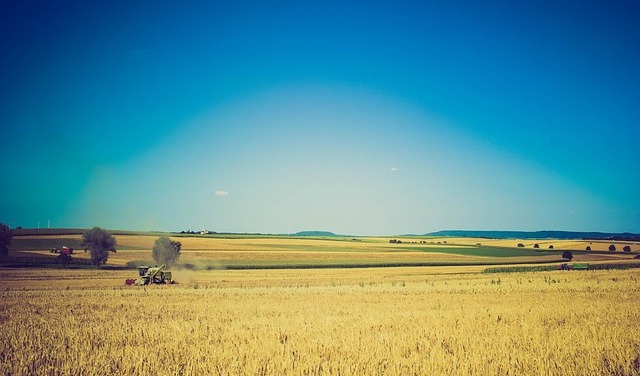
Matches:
[[1, 1, 639, 235]]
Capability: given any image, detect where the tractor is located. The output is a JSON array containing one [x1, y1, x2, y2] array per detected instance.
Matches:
[[50, 246, 73, 255], [125, 265, 174, 286]]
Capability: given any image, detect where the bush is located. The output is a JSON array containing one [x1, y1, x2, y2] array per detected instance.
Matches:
[[562, 251, 573, 261], [517, 243, 524, 248], [533, 244, 540, 249], [609, 244, 616, 252], [623, 245, 632, 253], [585, 246, 591, 251]]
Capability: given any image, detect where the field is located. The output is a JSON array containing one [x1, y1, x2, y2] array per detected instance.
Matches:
[[2, 233, 640, 375], [6, 233, 639, 269]]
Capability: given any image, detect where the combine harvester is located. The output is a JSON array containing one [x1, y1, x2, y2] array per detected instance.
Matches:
[[125, 265, 174, 286]]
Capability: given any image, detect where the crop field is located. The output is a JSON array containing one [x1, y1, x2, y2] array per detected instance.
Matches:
[[1, 266, 640, 375], [6, 233, 638, 270], [2, 233, 640, 375]]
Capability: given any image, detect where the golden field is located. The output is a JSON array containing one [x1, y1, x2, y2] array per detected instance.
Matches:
[[2, 234, 640, 375], [1, 266, 640, 375]]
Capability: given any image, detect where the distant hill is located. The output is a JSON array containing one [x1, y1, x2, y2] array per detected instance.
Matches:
[[426, 230, 640, 241], [293, 231, 337, 237]]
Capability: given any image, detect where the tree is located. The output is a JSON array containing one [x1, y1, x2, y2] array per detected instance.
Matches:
[[81, 227, 117, 266], [0, 223, 11, 256], [517, 243, 524, 248], [152, 236, 181, 267], [533, 244, 540, 249], [562, 251, 573, 261], [585, 245, 591, 251], [623, 245, 632, 253], [609, 244, 616, 252]]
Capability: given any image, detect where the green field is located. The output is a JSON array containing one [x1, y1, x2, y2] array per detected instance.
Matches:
[[395, 245, 545, 257]]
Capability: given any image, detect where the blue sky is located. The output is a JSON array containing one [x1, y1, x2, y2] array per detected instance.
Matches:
[[1, 1, 639, 235]]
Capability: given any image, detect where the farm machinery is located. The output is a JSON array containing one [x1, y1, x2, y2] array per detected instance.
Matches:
[[125, 265, 174, 286], [50, 246, 73, 255]]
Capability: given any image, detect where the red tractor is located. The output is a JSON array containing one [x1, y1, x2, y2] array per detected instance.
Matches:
[[50, 246, 74, 255]]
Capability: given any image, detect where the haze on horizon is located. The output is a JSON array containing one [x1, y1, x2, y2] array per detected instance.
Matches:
[[1, 1, 639, 236]]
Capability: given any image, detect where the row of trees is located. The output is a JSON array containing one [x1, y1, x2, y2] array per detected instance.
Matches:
[[515, 241, 635, 253], [518, 243, 554, 249]]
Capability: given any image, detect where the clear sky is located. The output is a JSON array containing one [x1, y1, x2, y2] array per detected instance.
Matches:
[[1, 1, 639, 235]]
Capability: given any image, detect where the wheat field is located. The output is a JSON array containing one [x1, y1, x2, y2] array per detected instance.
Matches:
[[1, 267, 639, 375]]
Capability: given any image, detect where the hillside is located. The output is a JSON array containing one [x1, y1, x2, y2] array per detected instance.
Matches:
[[293, 231, 338, 237], [426, 230, 640, 241]]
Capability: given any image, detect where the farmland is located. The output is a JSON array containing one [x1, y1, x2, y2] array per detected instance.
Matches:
[[2, 233, 640, 375], [6, 232, 639, 270]]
